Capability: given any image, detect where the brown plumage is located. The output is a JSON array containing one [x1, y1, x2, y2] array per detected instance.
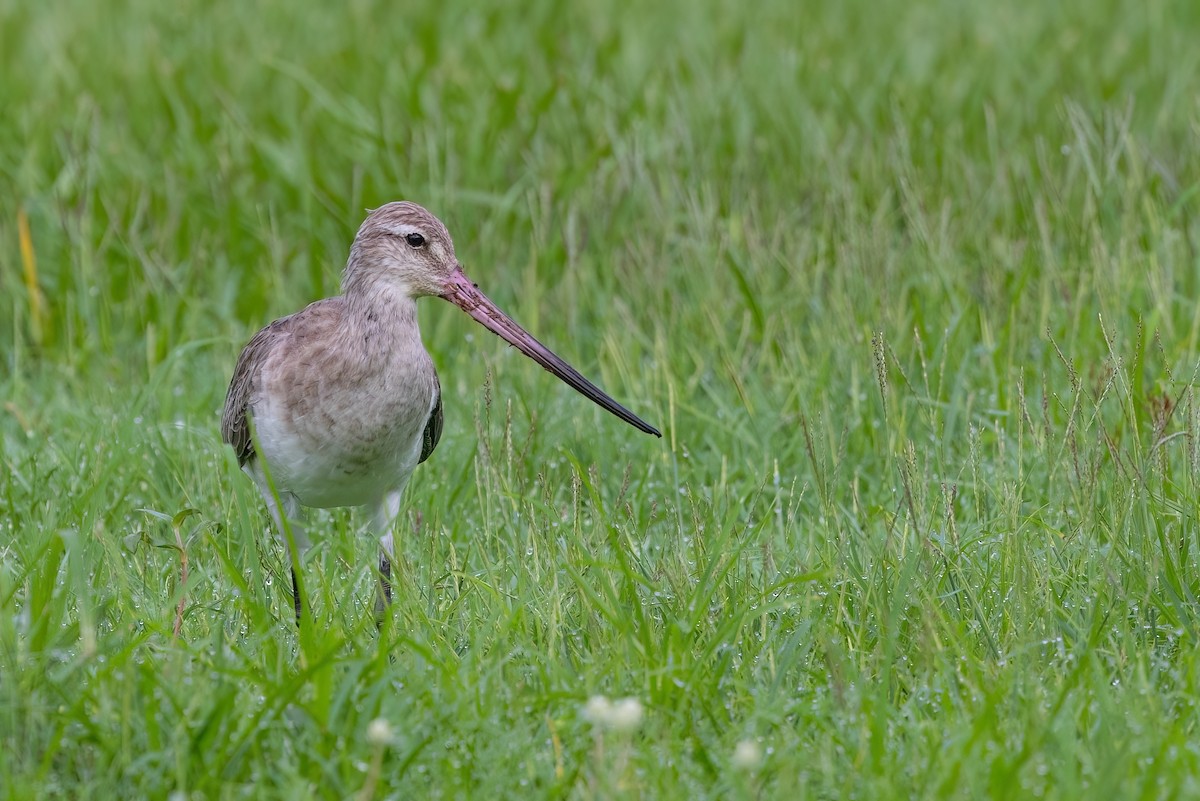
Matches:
[[222, 201, 660, 625], [222, 314, 296, 468]]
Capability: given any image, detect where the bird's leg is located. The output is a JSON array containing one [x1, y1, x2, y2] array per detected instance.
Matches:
[[253, 469, 309, 626], [277, 499, 308, 626], [378, 550, 392, 612], [372, 492, 403, 627], [290, 566, 303, 625]]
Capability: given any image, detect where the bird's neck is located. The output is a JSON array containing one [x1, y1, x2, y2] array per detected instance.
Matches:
[[341, 282, 423, 361]]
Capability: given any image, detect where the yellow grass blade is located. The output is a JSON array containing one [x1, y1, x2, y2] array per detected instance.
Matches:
[[17, 208, 45, 346]]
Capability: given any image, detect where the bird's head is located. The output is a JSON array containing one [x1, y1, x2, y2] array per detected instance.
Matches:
[[343, 200, 662, 438], [345, 201, 460, 298]]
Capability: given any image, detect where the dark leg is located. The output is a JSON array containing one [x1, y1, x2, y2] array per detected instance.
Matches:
[[291, 566, 303, 626], [260, 487, 306, 628], [380, 553, 393, 605], [372, 495, 401, 631], [374, 552, 393, 628]]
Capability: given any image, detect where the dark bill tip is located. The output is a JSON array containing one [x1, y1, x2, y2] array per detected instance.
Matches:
[[442, 267, 662, 438]]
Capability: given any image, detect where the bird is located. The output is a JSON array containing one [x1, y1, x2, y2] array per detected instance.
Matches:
[[221, 201, 661, 624]]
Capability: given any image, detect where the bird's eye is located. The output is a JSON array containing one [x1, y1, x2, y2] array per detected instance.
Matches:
[[404, 232, 426, 248]]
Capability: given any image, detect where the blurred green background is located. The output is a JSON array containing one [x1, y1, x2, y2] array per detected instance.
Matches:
[[2, 0, 1200, 798]]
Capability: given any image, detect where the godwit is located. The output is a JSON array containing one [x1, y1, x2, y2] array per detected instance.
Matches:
[[221, 202, 660, 623]]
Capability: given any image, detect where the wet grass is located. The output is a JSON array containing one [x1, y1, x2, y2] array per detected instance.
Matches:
[[3, 0, 1200, 797]]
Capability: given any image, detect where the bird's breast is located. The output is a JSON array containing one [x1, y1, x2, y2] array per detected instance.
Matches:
[[253, 343, 439, 508]]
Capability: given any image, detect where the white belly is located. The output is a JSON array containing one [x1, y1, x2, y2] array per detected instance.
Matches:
[[258, 417, 425, 508], [251, 357, 439, 509]]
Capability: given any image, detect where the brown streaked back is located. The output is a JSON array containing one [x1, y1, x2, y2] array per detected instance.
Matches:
[[221, 299, 341, 466]]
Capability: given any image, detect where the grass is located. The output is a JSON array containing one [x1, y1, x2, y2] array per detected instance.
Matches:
[[2, 0, 1200, 796]]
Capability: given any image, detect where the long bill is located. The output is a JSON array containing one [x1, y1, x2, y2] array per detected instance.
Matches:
[[441, 266, 662, 438]]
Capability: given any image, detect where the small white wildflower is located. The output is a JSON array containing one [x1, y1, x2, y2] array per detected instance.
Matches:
[[607, 698, 644, 732], [366, 717, 394, 746], [583, 695, 645, 732], [582, 695, 613, 724], [732, 739, 763, 769]]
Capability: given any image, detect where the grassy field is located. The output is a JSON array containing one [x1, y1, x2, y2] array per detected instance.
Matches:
[[3, 0, 1200, 797]]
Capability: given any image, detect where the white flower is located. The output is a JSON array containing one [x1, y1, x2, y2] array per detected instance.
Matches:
[[366, 717, 394, 746], [732, 739, 763, 769], [607, 698, 644, 732], [582, 695, 644, 732], [583, 695, 613, 724]]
